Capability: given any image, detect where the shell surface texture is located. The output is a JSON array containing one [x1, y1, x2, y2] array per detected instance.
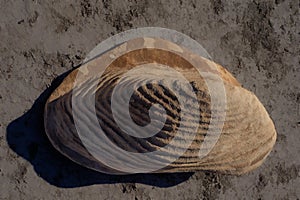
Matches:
[[44, 37, 276, 175]]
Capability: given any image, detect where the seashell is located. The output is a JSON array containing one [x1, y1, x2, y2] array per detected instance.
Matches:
[[44, 37, 276, 175]]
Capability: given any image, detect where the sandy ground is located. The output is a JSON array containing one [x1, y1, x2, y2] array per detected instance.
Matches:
[[0, 0, 299, 199]]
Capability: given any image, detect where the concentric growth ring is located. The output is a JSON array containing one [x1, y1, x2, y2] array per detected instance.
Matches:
[[71, 28, 226, 174]]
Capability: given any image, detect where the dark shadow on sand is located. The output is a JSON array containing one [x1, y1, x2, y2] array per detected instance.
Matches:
[[6, 68, 193, 188]]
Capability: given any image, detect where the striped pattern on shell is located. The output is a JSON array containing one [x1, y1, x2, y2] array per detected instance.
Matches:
[[44, 37, 276, 175]]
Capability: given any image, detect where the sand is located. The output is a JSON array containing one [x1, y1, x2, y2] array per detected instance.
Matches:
[[0, 0, 299, 199]]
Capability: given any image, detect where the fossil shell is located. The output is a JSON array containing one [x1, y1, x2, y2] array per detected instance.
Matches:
[[44, 37, 276, 175]]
